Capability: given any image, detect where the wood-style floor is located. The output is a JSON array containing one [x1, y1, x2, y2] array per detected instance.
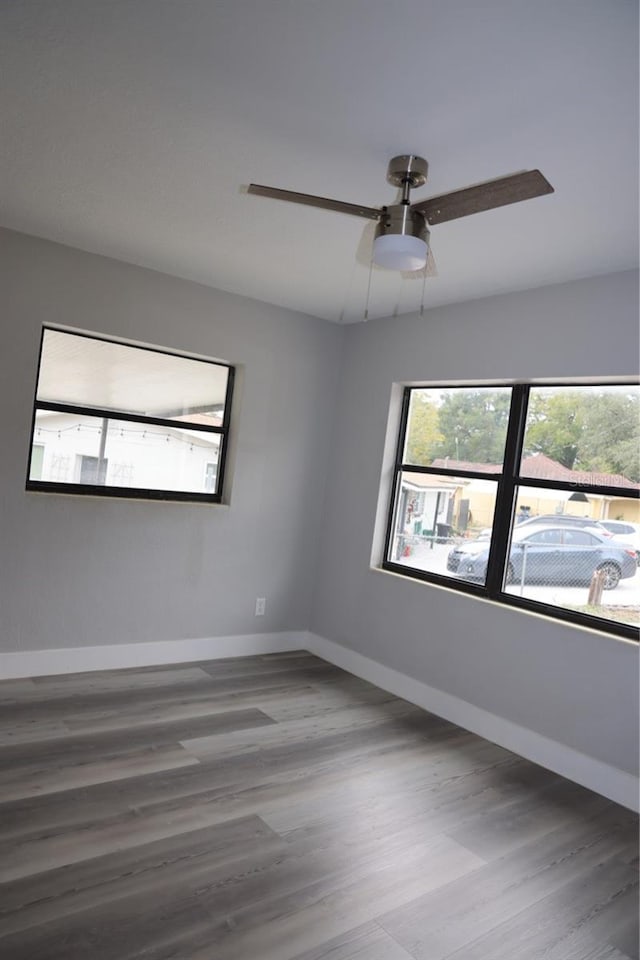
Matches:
[[0, 651, 637, 960]]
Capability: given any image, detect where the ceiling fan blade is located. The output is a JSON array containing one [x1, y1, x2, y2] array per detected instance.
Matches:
[[248, 184, 381, 221], [411, 170, 554, 225]]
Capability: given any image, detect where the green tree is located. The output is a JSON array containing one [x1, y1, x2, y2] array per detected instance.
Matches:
[[574, 391, 640, 481], [525, 392, 584, 468], [405, 393, 442, 464], [525, 388, 639, 481], [433, 390, 511, 464]]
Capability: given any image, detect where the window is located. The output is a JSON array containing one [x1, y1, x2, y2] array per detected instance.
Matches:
[[384, 383, 639, 640], [27, 328, 234, 503]]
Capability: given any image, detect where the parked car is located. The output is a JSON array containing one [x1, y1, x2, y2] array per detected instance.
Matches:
[[476, 514, 612, 542], [447, 524, 637, 589], [515, 514, 612, 536], [599, 520, 640, 562]]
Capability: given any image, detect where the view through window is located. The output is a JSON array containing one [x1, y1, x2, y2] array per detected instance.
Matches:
[[27, 328, 234, 503], [384, 383, 640, 640]]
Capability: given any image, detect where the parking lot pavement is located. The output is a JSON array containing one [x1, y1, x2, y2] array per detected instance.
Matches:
[[504, 572, 640, 609], [394, 538, 452, 574], [393, 537, 640, 617]]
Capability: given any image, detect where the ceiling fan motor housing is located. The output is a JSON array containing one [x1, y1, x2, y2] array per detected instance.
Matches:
[[376, 204, 429, 244]]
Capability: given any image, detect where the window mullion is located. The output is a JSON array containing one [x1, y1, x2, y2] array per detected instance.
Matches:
[[34, 401, 225, 436], [485, 384, 529, 595]]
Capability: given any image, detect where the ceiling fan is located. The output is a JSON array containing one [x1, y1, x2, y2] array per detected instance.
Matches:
[[248, 155, 554, 273]]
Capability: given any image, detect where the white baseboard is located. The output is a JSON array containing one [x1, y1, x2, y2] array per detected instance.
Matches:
[[0, 631, 306, 680], [304, 631, 639, 813]]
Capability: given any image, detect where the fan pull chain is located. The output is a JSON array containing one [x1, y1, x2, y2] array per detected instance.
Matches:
[[363, 255, 374, 321]]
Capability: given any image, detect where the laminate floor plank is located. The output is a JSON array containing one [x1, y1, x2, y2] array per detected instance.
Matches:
[[544, 882, 639, 960], [0, 652, 636, 960], [21, 665, 215, 697], [0, 677, 37, 700], [378, 815, 635, 960], [0, 675, 299, 726], [289, 921, 414, 960], [259, 736, 526, 837], [0, 718, 71, 746], [444, 775, 612, 860], [40, 682, 315, 734], [440, 858, 638, 960], [16, 661, 341, 711], [194, 650, 338, 675], [180, 698, 434, 759], [0, 706, 275, 775], [609, 892, 640, 959], [0, 815, 282, 938], [250, 681, 397, 722], [0, 742, 200, 803], [1, 767, 296, 882], [194, 663, 349, 694]]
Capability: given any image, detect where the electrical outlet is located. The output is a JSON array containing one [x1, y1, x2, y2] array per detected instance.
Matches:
[[255, 597, 266, 616]]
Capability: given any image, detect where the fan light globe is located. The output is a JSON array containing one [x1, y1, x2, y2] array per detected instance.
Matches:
[[373, 234, 428, 271]]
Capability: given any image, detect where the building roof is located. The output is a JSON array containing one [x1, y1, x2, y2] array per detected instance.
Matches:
[[431, 453, 640, 490], [403, 472, 462, 491]]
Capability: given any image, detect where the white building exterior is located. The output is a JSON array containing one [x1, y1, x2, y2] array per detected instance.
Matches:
[[30, 411, 220, 494]]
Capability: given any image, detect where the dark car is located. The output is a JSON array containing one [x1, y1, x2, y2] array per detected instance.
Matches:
[[447, 524, 637, 589]]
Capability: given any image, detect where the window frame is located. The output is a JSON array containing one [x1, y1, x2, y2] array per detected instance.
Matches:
[[382, 382, 639, 642], [26, 327, 235, 504]]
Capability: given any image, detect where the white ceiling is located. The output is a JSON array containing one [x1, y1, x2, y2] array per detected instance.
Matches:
[[1, 0, 637, 323]]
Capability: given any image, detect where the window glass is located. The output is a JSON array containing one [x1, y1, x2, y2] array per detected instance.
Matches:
[[512, 485, 630, 537], [37, 329, 229, 428], [403, 387, 512, 472], [522, 385, 640, 487], [505, 486, 639, 631], [30, 411, 222, 494], [389, 471, 498, 582]]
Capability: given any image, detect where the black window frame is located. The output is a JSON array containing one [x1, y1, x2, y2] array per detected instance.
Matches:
[[26, 327, 235, 504], [383, 382, 639, 642]]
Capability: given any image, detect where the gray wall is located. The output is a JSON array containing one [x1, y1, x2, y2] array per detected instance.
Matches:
[[311, 269, 640, 776], [0, 227, 343, 651]]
